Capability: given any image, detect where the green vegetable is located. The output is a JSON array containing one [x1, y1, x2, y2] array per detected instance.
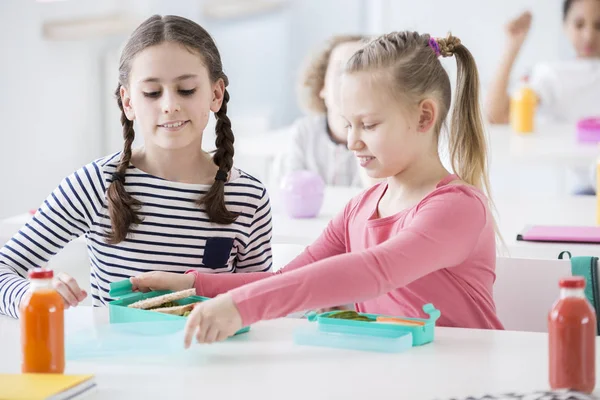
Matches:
[[182, 311, 191, 317], [326, 310, 375, 322], [148, 301, 178, 310]]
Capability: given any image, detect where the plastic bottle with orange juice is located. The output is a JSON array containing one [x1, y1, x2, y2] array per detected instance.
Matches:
[[548, 276, 596, 393], [510, 76, 537, 134], [20, 269, 65, 373]]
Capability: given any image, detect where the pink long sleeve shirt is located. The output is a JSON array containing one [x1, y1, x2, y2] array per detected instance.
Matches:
[[190, 175, 504, 330]]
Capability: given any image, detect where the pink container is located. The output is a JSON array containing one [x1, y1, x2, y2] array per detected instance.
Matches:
[[576, 117, 600, 143], [279, 170, 325, 218]]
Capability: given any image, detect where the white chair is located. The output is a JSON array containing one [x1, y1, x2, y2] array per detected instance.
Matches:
[[494, 256, 572, 332]]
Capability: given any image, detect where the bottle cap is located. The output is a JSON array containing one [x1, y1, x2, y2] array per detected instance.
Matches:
[[559, 276, 585, 289], [28, 268, 54, 279]]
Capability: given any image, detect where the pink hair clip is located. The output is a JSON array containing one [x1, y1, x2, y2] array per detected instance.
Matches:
[[428, 37, 441, 57]]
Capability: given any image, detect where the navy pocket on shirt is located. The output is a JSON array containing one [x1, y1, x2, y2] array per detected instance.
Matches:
[[203, 237, 234, 268]]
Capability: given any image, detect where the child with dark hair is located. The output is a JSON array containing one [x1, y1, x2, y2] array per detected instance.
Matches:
[[0, 15, 273, 318]]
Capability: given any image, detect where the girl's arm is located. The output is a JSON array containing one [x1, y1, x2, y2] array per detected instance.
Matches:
[[0, 163, 102, 318], [485, 11, 532, 124], [228, 185, 489, 326], [190, 193, 353, 297]]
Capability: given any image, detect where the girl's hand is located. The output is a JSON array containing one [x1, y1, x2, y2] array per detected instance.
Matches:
[[130, 271, 195, 293], [183, 293, 243, 348], [53, 272, 87, 308], [505, 11, 532, 49]]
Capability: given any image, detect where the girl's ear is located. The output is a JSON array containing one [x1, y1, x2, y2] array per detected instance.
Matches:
[[120, 86, 135, 121], [210, 79, 225, 113], [416, 98, 437, 133]]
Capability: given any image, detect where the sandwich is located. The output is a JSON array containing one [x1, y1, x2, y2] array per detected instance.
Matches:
[[127, 288, 200, 316]]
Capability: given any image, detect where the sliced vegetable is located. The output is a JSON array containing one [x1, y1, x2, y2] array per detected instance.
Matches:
[[375, 316, 425, 326]]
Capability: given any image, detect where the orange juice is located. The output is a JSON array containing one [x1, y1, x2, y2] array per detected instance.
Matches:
[[548, 277, 596, 393], [510, 76, 537, 134], [20, 269, 65, 374]]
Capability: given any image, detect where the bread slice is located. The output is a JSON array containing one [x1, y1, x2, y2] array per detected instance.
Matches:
[[128, 288, 196, 310], [150, 302, 200, 316]]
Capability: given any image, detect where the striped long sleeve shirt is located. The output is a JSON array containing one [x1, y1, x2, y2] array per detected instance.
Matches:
[[0, 152, 273, 318]]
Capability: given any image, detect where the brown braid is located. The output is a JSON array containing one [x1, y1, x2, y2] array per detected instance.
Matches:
[[198, 88, 238, 224], [106, 85, 143, 244]]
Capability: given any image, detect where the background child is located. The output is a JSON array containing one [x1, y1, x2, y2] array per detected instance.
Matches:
[[0, 15, 272, 319], [271, 35, 370, 188], [132, 31, 505, 346], [486, 0, 600, 124], [486, 0, 600, 195]]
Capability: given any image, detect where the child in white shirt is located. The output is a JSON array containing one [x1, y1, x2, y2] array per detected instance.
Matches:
[[486, 0, 600, 124], [486, 0, 600, 194], [271, 35, 370, 188]]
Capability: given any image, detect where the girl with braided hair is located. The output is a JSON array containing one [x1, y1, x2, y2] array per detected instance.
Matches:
[[133, 31, 504, 346], [0, 15, 273, 318]]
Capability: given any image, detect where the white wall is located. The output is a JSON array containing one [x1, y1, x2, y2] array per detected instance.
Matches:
[[383, 0, 566, 87], [0, 0, 109, 218], [0, 0, 569, 219]]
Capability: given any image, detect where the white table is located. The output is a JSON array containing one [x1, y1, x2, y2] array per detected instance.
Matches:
[[495, 193, 600, 259], [1, 307, 599, 400], [487, 123, 599, 167], [487, 123, 600, 200], [269, 185, 362, 245]]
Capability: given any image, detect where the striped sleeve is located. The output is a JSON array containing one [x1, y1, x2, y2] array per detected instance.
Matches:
[[0, 163, 103, 318], [236, 188, 273, 272]]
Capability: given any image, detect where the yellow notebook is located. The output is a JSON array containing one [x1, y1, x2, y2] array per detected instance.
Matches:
[[0, 373, 96, 400]]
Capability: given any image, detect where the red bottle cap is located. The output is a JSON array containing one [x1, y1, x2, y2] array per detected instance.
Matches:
[[28, 269, 54, 279], [559, 276, 586, 289]]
